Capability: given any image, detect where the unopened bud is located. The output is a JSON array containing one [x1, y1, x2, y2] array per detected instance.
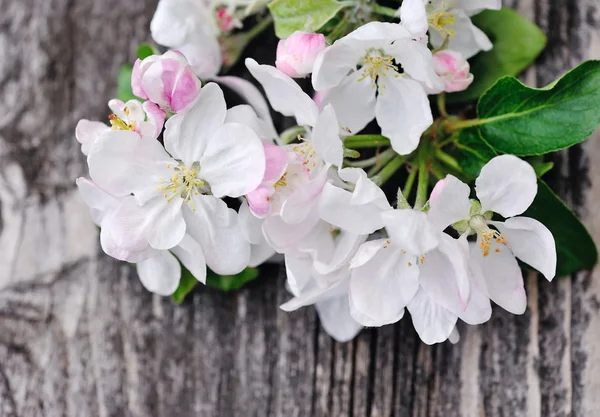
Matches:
[[275, 31, 326, 78]]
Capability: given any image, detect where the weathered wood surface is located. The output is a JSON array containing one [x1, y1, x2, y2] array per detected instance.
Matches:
[[0, 0, 599, 416]]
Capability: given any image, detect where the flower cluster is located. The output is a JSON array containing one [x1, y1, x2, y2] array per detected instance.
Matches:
[[76, 0, 600, 344]]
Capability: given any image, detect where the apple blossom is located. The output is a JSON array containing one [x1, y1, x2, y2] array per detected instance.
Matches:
[[86, 82, 265, 276], [275, 31, 327, 78], [312, 22, 445, 155], [132, 50, 202, 112], [432, 49, 474, 93], [399, 0, 501, 59], [428, 155, 557, 314]]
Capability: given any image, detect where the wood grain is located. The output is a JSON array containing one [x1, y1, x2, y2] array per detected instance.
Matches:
[[0, 0, 598, 416]]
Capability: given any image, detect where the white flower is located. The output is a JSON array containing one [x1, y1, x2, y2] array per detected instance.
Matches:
[[86, 83, 266, 276], [151, 0, 222, 78], [76, 178, 206, 295], [428, 155, 557, 314], [280, 225, 365, 342], [312, 22, 444, 155], [75, 99, 165, 155], [399, 0, 501, 59]]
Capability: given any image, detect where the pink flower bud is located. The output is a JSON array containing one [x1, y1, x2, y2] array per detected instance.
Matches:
[[131, 50, 202, 112], [432, 50, 474, 93], [275, 31, 326, 78]]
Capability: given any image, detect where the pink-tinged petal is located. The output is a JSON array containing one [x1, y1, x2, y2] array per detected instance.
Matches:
[[136, 250, 181, 296], [263, 144, 288, 182], [75, 119, 109, 156], [247, 186, 272, 218], [170, 65, 202, 112], [280, 170, 327, 224], [275, 31, 326, 78], [100, 225, 158, 263], [432, 50, 474, 93], [131, 58, 148, 99], [427, 175, 472, 231], [142, 101, 167, 139]]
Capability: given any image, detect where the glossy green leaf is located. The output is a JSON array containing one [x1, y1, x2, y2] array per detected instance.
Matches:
[[475, 60, 600, 155], [268, 0, 352, 38], [448, 8, 546, 103], [206, 267, 260, 291], [137, 43, 156, 60], [453, 127, 497, 180], [116, 65, 136, 102], [523, 181, 597, 276]]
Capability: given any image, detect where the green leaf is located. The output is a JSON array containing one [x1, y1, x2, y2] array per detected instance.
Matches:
[[137, 43, 156, 60], [116, 65, 136, 102], [171, 267, 199, 304], [523, 181, 597, 276], [206, 267, 260, 291], [453, 127, 497, 180], [475, 60, 600, 155], [527, 156, 554, 177], [268, 0, 352, 38], [448, 8, 546, 103]]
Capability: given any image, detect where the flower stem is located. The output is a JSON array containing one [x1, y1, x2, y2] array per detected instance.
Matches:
[[403, 166, 417, 198], [414, 149, 430, 210], [372, 3, 398, 17], [344, 134, 391, 149], [245, 14, 274, 41], [437, 93, 448, 118], [444, 118, 485, 133], [366, 148, 397, 176], [372, 155, 405, 186]]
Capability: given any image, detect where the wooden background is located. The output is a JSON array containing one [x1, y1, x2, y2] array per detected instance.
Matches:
[[1, 0, 599, 416]]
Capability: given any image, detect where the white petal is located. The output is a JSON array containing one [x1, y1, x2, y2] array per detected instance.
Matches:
[[453, 0, 501, 15], [349, 238, 388, 269], [399, 0, 429, 38], [390, 40, 445, 92], [375, 76, 432, 155], [316, 296, 363, 342], [493, 217, 557, 281], [313, 231, 366, 276], [341, 21, 411, 43], [321, 71, 376, 135], [311, 104, 343, 167], [381, 209, 439, 255], [75, 178, 119, 223], [75, 120, 109, 156], [407, 289, 458, 345], [183, 195, 251, 275], [262, 213, 320, 254], [171, 234, 207, 284], [349, 246, 418, 326], [279, 172, 327, 225], [245, 58, 319, 127], [311, 42, 364, 91], [249, 240, 276, 268], [199, 123, 265, 198], [225, 105, 269, 139], [459, 253, 492, 325], [87, 130, 172, 199], [427, 175, 472, 231], [470, 236, 527, 315], [238, 200, 265, 245], [448, 327, 460, 344], [164, 82, 227, 164], [430, 10, 487, 59], [179, 34, 222, 79], [136, 251, 181, 296], [476, 155, 537, 217], [99, 225, 158, 263], [214, 75, 278, 140], [285, 254, 314, 296]]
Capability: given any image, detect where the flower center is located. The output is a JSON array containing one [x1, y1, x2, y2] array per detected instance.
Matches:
[[427, 1, 456, 38], [289, 140, 319, 173], [109, 107, 136, 132], [358, 49, 400, 91], [157, 161, 210, 205], [468, 215, 508, 257]]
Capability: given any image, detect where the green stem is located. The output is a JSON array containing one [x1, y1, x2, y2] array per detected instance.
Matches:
[[344, 134, 391, 149], [437, 93, 448, 118], [414, 150, 430, 210], [435, 149, 462, 172], [245, 14, 274, 41], [403, 167, 417, 198], [366, 148, 397, 176], [372, 3, 398, 17], [372, 155, 405, 186], [444, 118, 485, 133]]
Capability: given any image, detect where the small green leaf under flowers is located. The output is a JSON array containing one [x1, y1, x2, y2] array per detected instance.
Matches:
[[448, 8, 546, 103], [171, 267, 199, 304], [137, 43, 156, 60], [475, 60, 600, 156], [524, 181, 598, 276], [116, 65, 136, 102], [268, 0, 353, 38], [453, 127, 497, 180]]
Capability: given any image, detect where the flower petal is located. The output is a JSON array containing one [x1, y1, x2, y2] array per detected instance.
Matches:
[[427, 175, 472, 231], [470, 236, 527, 314], [75, 120, 109, 156], [164, 82, 227, 164], [311, 104, 343, 167], [320, 71, 377, 135], [407, 289, 458, 345], [285, 254, 314, 296], [390, 40, 445, 92], [381, 209, 439, 255], [245, 58, 319, 127], [459, 255, 492, 325], [312, 42, 364, 91], [316, 296, 363, 342], [375, 76, 432, 155], [399, 0, 429, 37], [183, 195, 251, 275], [171, 234, 207, 284], [476, 155, 537, 217], [262, 212, 321, 254], [136, 250, 181, 296], [238, 200, 265, 245], [75, 178, 119, 224], [199, 122, 265, 198], [249, 240, 276, 268], [225, 105, 271, 141], [493, 217, 557, 281]]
